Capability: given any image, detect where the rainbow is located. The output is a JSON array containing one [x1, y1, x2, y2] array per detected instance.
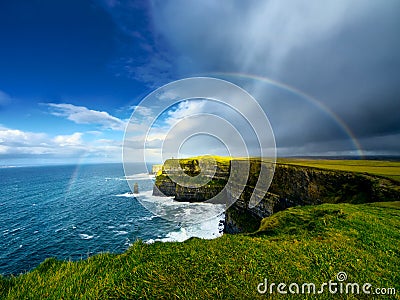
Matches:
[[209, 72, 364, 158], [65, 153, 89, 199]]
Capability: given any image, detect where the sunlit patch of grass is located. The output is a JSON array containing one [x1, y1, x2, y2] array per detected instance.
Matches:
[[277, 158, 400, 182]]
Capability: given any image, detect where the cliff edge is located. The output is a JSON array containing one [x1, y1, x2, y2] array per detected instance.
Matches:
[[153, 157, 400, 233]]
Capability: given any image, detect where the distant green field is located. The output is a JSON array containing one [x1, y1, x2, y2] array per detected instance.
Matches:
[[277, 159, 400, 182], [1, 202, 399, 299]]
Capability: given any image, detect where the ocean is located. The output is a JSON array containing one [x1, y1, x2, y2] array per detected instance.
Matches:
[[0, 163, 224, 275]]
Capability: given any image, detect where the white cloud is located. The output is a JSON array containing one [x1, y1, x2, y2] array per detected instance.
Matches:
[[165, 100, 206, 126], [0, 126, 122, 162], [0, 127, 84, 152], [124, 136, 164, 150], [53, 132, 83, 146], [124, 100, 209, 156], [45, 103, 126, 131], [0, 127, 48, 147], [130, 105, 153, 117]]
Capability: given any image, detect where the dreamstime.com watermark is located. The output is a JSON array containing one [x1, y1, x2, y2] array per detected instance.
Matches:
[[257, 272, 396, 296]]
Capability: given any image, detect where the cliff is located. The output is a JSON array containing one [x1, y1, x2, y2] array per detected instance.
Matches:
[[153, 158, 400, 233], [153, 157, 230, 202]]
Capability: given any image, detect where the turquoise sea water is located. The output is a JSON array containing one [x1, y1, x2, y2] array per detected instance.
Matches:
[[0, 163, 223, 275]]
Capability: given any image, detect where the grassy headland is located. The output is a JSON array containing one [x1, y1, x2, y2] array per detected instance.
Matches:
[[1, 202, 399, 299]]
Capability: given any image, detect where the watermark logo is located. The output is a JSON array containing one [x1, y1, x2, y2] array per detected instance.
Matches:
[[257, 272, 396, 295], [336, 271, 347, 282], [122, 77, 276, 223]]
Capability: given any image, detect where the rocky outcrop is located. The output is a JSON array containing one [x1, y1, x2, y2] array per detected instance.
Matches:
[[152, 157, 230, 202], [153, 158, 400, 233]]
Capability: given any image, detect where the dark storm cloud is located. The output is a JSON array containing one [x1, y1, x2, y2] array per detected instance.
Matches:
[[102, 0, 400, 156]]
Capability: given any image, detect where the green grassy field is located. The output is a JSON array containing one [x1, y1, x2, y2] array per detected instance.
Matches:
[[1, 201, 399, 299], [277, 158, 400, 182]]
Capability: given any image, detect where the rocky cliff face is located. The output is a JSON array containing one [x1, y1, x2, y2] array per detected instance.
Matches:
[[225, 161, 400, 233], [152, 157, 230, 202], [153, 158, 400, 233]]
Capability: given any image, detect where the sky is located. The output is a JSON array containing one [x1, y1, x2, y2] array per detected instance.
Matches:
[[0, 0, 399, 165]]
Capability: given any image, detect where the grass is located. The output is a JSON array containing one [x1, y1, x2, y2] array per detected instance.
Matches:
[[1, 201, 399, 299], [165, 155, 233, 166], [165, 156, 400, 182], [277, 158, 400, 182]]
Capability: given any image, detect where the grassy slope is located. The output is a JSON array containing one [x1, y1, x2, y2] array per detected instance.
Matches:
[[277, 158, 400, 182], [1, 202, 399, 299]]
